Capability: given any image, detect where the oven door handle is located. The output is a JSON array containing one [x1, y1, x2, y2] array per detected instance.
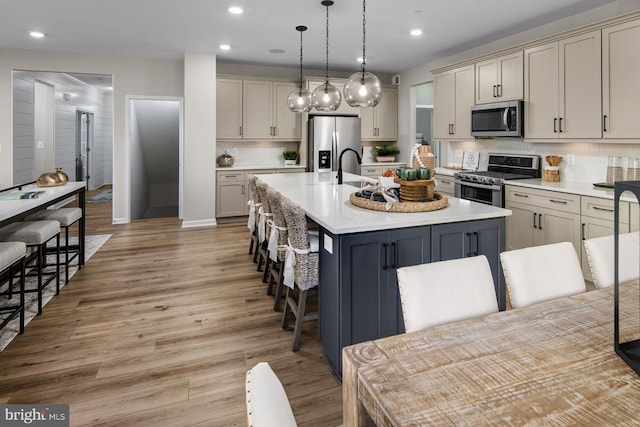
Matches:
[[454, 179, 502, 192]]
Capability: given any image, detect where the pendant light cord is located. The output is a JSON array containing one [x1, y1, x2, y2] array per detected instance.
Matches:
[[299, 28, 304, 95], [361, 0, 367, 74], [324, 2, 330, 90]]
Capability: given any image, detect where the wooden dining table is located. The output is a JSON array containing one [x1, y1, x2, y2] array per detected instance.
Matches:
[[342, 283, 640, 426]]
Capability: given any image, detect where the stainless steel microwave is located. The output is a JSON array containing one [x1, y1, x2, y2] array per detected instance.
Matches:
[[471, 100, 523, 137]]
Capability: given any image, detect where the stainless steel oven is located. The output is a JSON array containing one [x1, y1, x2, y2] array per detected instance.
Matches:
[[454, 153, 541, 207]]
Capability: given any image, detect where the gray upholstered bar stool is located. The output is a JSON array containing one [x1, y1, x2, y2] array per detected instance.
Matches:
[[281, 196, 319, 352], [0, 242, 27, 334], [255, 179, 274, 283], [0, 221, 60, 315], [266, 187, 288, 308], [247, 176, 262, 260], [25, 207, 82, 284]]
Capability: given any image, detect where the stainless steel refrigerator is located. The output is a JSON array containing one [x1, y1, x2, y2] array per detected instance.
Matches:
[[307, 116, 362, 174]]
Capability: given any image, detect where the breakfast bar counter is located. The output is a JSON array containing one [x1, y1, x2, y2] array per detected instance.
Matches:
[[257, 172, 511, 377]]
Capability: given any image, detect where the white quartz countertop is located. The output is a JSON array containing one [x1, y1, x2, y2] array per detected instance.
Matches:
[[0, 182, 85, 223], [506, 179, 639, 203], [256, 172, 511, 235], [216, 163, 306, 171]]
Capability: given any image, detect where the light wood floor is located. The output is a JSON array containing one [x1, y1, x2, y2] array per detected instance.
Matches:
[[0, 188, 342, 426]]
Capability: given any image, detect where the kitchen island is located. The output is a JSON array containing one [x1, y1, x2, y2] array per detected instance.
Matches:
[[256, 171, 511, 377]]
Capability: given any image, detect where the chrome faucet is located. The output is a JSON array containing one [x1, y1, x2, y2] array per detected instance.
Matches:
[[337, 148, 362, 184]]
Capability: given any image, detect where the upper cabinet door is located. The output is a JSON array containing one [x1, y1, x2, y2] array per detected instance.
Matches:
[[216, 79, 243, 139], [475, 52, 523, 104], [452, 65, 474, 139], [433, 71, 453, 140], [376, 86, 398, 140], [433, 65, 474, 140], [603, 19, 640, 139], [559, 30, 602, 139], [497, 52, 524, 102], [243, 80, 273, 139], [524, 42, 560, 139], [273, 82, 301, 140]]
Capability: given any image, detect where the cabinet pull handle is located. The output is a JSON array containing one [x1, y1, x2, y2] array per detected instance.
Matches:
[[592, 206, 614, 212], [493, 85, 497, 97], [549, 199, 567, 204], [538, 213, 543, 230], [440, 179, 451, 184], [466, 232, 473, 257], [581, 223, 585, 241], [497, 84, 502, 97], [603, 115, 608, 132], [382, 243, 389, 270], [474, 232, 479, 256], [391, 242, 398, 269], [533, 213, 538, 229], [553, 118, 558, 133], [559, 117, 563, 133], [513, 193, 529, 198], [240, 126, 243, 136], [241, 185, 245, 195]]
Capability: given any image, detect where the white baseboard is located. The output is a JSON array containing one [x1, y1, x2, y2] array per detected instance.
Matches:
[[112, 217, 128, 224], [181, 219, 217, 228]]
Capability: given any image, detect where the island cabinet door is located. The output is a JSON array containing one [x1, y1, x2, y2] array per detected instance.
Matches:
[[318, 226, 430, 378], [431, 217, 506, 310]]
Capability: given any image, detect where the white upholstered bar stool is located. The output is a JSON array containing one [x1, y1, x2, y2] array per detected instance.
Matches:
[[0, 221, 60, 315], [0, 242, 27, 334], [247, 176, 262, 260], [281, 196, 319, 352], [25, 207, 82, 284], [500, 241, 586, 309], [584, 232, 640, 289], [245, 362, 297, 427], [396, 255, 499, 333]]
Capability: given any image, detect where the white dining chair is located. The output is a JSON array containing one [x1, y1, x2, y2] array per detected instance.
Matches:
[[245, 362, 297, 427], [584, 232, 640, 289], [500, 241, 586, 308], [396, 255, 499, 333]]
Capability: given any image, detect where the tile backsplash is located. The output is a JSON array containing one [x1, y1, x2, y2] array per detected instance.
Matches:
[[216, 140, 298, 166], [443, 139, 640, 183]]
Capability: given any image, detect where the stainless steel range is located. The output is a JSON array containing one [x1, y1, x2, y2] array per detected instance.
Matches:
[[454, 153, 541, 207]]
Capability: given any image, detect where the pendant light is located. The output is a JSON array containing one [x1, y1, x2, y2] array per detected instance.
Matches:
[[287, 25, 313, 112], [312, 0, 342, 111], [344, 0, 383, 108]]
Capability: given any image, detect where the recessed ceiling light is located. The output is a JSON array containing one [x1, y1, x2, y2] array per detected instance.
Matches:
[[220, 44, 231, 50], [410, 29, 423, 36], [269, 49, 285, 54], [29, 31, 45, 39], [228, 6, 243, 14]]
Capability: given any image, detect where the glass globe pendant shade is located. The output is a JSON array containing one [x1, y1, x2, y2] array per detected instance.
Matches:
[[312, 81, 342, 111], [287, 88, 313, 112], [344, 71, 383, 107]]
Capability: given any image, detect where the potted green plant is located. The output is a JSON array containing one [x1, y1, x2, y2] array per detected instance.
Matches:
[[373, 145, 400, 162], [283, 150, 298, 166]]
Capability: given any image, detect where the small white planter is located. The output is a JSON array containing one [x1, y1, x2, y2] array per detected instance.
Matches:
[[284, 159, 297, 166]]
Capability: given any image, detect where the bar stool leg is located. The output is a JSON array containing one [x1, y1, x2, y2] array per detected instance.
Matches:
[[56, 234, 60, 294]]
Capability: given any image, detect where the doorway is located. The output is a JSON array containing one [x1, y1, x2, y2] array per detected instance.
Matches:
[[76, 110, 94, 189], [128, 98, 182, 221]]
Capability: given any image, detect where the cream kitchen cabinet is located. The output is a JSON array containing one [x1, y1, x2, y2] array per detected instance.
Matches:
[[360, 86, 398, 140], [603, 19, 640, 139], [581, 196, 630, 281], [433, 174, 455, 197], [360, 165, 382, 177], [631, 202, 639, 232], [216, 170, 247, 217], [216, 79, 244, 139], [524, 30, 602, 139], [242, 80, 301, 140], [307, 79, 359, 116], [505, 186, 581, 258], [475, 52, 523, 104], [433, 65, 474, 140]]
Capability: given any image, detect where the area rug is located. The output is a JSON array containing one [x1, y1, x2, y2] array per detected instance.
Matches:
[[0, 234, 111, 351], [88, 188, 112, 202]]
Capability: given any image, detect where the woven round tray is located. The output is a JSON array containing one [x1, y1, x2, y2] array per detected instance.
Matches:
[[349, 192, 448, 213]]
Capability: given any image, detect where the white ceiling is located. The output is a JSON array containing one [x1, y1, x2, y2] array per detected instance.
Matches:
[[2, 0, 619, 75]]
